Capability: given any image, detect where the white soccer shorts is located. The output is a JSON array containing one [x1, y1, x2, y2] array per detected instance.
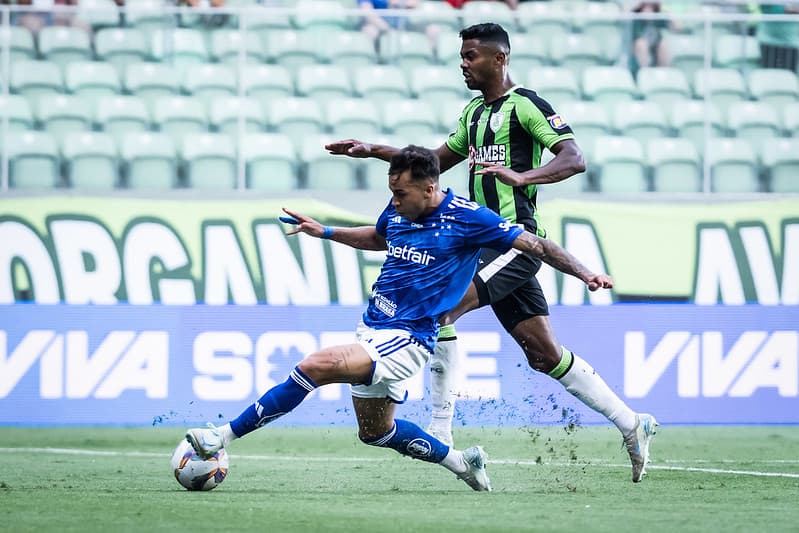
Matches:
[[350, 323, 432, 403]]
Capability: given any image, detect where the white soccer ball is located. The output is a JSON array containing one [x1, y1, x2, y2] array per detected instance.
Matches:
[[171, 438, 229, 491]]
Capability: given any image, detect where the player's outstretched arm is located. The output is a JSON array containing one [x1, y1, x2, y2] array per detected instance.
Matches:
[[325, 139, 401, 162], [280, 208, 387, 251], [511, 232, 613, 291]]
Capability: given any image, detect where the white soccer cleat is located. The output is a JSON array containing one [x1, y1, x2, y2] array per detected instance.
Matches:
[[623, 413, 659, 483], [185, 422, 225, 460], [457, 446, 492, 492], [426, 426, 454, 447]]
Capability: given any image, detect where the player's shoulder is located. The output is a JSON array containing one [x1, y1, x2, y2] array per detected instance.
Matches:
[[509, 85, 557, 115]]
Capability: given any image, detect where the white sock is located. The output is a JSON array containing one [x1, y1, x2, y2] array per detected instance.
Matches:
[[428, 326, 460, 434], [554, 349, 638, 435], [439, 448, 466, 474], [218, 423, 238, 446]]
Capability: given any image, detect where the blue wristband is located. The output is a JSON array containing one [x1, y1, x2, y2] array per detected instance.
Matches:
[[322, 226, 334, 239]]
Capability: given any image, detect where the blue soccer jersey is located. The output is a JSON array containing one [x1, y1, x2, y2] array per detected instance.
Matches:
[[362, 188, 524, 351]]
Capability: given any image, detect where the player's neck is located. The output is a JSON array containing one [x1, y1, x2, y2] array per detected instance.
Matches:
[[418, 190, 446, 219], [481, 74, 515, 104]]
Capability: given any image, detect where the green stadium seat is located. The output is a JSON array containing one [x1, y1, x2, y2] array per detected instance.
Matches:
[[581, 66, 638, 113], [408, 65, 468, 107], [153, 96, 208, 146], [436, 99, 470, 135], [636, 67, 692, 106], [379, 31, 436, 75], [209, 97, 265, 136], [0, 26, 36, 61], [592, 135, 649, 193], [413, 1, 462, 33], [265, 30, 323, 74], [7, 131, 60, 189], [325, 98, 382, 138], [646, 137, 702, 193], [381, 99, 439, 142], [574, 0, 624, 62], [664, 34, 705, 81], [301, 134, 360, 190], [613, 101, 669, 141], [95, 95, 151, 144], [785, 102, 799, 137], [353, 65, 411, 102], [62, 132, 118, 190], [0, 95, 35, 132], [747, 69, 799, 107], [323, 31, 378, 69], [436, 31, 464, 68], [65, 62, 121, 98], [243, 64, 295, 114], [11, 60, 63, 103], [126, 0, 171, 40], [516, 1, 571, 39], [295, 65, 353, 104], [506, 34, 548, 77], [210, 30, 267, 64], [527, 67, 580, 109], [361, 135, 401, 190], [669, 99, 724, 152], [182, 63, 237, 107], [121, 132, 177, 189], [241, 133, 298, 191], [75, 0, 120, 29], [763, 139, 799, 193], [713, 34, 760, 70], [292, 0, 354, 35], [558, 100, 610, 162], [693, 68, 748, 114], [269, 97, 325, 149], [124, 62, 181, 109], [38, 26, 92, 67], [37, 95, 93, 143], [245, 3, 293, 33], [726, 101, 782, 150], [181, 133, 236, 189], [151, 29, 209, 69], [95, 28, 149, 75], [707, 138, 760, 193], [549, 33, 604, 80], [461, 1, 516, 31]]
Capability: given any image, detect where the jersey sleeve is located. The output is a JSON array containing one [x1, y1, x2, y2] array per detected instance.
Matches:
[[517, 90, 575, 150], [445, 101, 473, 158], [466, 204, 524, 252]]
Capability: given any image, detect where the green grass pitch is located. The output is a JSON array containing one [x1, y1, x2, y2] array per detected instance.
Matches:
[[2, 425, 798, 532]]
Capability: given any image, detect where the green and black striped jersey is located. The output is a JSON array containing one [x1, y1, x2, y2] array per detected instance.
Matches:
[[446, 85, 575, 236]]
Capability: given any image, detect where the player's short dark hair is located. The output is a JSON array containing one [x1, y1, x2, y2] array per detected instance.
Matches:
[[388, 145, 440, 183], [459, 23, 510, 53]]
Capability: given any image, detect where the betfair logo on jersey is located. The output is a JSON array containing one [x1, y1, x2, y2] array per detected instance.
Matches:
[[472, 145, 506, 165], [386, 241, 436, 266]]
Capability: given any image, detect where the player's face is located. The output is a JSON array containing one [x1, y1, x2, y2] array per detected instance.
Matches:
[[460, 39, 502, 91], [389, 170, 432, 221]]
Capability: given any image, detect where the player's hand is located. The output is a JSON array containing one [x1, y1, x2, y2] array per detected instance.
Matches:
[[280, 208, 326, 238], [585, 273, 613, 292], [474, 161, 526, 187], [325, 139, 373, 158]]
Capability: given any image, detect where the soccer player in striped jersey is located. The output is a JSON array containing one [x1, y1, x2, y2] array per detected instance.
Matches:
[[326, 23, 658, 482], [186, 146, 613, 491]]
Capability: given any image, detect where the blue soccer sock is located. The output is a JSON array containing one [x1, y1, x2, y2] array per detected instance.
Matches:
[[229, 366, 318, 438], [360, 419, 450, 464]]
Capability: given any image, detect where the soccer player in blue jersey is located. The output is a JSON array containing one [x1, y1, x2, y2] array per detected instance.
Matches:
[[186, 146, 612, 491]]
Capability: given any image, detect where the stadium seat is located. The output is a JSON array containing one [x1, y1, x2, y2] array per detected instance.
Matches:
[[707, 138, 760, 193], [121, 132, 177, 189], [353, 65, 411, 102], [11, 60, 63, 103], [573, 0, 624, 62], [268, 97, 325, 149], [527, 67, 581, 108], [549, 33, 604, 79], [209, 97, 265, 136], [243, 64, 294, 112], [713, 34, 760, 70], [0, 26, 36, 61], [326, 98, 382, 138], [95, 96, 151, 144], [95, 28, 150, 75], [150, 29, 209, 70], [436, 31, 464, 68], [153, 96, 208, 146], [361, 135, 401, 189], [379, 31, 436, 75], [436, 99, 470, 135], [210, 30, 267, 64], [125, 0, 171, 40], [581, 66, 638, 113], [592, 136, 648, 193], [506, 34, 548, 76], [646, 137, 702, 193], [292, 0, 353, 35], [762, 139, 799, 193], [7, 131, 60, 189], [669, 99, 724, 152], [413, 0, 462, 33], [726, 101, 782, 149], [182, 63, 237, 107], [693, 68, 748, 114], [124, 63, 181, 109], [295, 65, 353, 104], [516, 2, 571, 40], [62, 132, 118, 190], [75, 0, 120, 29], [245, 3, 293, 33], [36, 95, 93, 143], [747, 69, 799, 107], [381, 99, 439, 142], [38, 26, 92, 67], [613, 101, 669, 141], [785, 102, 799, 137], [323, 31, 378, 69], [461, 1, 516, 31], [0, 95, 35, 132], [636, 67, 692, 106], [408, 65, 468, 107], [558, 101, 610, 162], [301, 134, 360, 190], [182, 133, 237, 189], [241, 133, 298, 191], [265, 30, 323, 74], [665, 34, 705, 80], [65, 62, 121, 98]]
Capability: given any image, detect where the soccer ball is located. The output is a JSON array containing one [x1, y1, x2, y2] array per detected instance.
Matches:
[[171, 438, 229, 491]]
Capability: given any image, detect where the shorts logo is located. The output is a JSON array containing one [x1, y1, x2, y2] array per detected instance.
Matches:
[[547, 114, 568, 129], [489, 112, 505, 133], [406, 438, 433, 458]]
